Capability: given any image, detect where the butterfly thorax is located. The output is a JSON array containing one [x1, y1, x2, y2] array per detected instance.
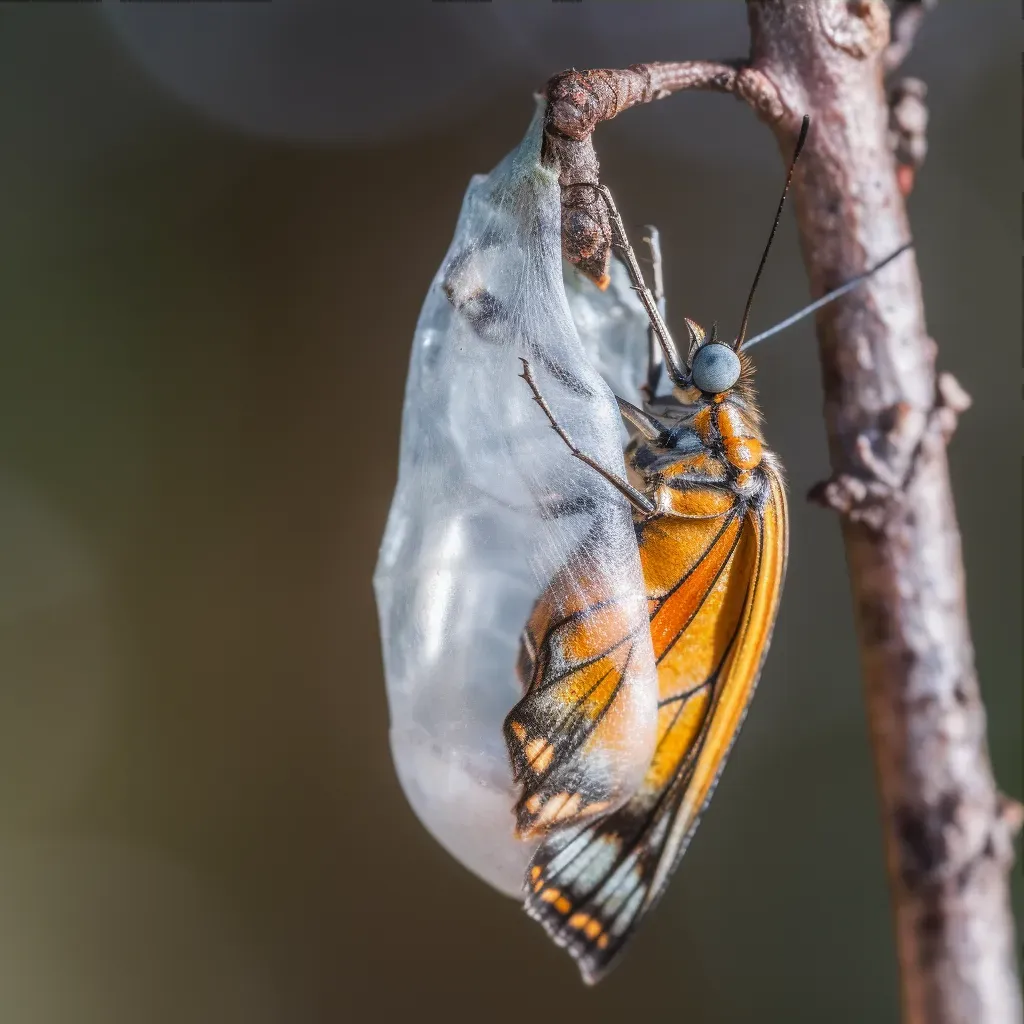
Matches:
[[626, 378, 772, 509]]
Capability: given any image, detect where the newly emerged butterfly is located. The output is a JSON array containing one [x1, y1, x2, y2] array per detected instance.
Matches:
[[504, 187, 790, 980], [503, 116, 898, 983]]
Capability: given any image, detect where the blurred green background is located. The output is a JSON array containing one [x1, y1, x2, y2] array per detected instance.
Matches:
[[0, 3, 1018, 1022]]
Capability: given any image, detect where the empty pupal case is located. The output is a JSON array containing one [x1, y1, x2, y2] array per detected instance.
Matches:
[[374, 100, 656, 896]]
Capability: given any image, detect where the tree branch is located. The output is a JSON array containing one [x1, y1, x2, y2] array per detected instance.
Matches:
[[746, 5, 1021, 1021], [543, 2, 1021, 1020], [542, 61, 782, 284]]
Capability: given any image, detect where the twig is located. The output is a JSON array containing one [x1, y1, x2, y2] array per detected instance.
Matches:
[[542, 2, 1022, 1020], [884, 1, 935, 197], [542, 61, 782, 284], [888, 77, 929, 198], [885, 0, 939, 74]]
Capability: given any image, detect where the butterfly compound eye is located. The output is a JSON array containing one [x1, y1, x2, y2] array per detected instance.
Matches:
[[690, 343, 740, 394]]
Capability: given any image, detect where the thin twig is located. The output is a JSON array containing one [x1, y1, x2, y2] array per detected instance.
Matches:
[[884, 1, 935, 197], [888, 77, 929, 197], [885, 0, 939, 74], [543, 1, 1021, 1020], [542, 61, 781, 284]]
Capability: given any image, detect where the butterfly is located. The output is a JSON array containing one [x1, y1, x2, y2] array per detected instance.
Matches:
[[503, 116, 909, 982]]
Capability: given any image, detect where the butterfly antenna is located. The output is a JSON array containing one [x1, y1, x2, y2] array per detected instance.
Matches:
[[733, 115, 810, 350], [739, 241, 912, 351]]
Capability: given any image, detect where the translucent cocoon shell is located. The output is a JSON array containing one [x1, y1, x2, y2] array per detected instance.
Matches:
[[374, 101, 656, 897]]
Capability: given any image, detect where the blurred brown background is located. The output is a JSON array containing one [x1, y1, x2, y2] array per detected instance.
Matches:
[[0, 3, 1019, 1022]]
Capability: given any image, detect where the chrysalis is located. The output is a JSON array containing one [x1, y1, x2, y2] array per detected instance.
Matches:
[[373, 100, 658, 897]]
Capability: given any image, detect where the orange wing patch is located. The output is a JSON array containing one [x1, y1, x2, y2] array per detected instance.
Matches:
[[523, 466, 787, 984], [505, 543, 656, 838]]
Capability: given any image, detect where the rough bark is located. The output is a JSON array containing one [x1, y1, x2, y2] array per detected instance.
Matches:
[[542, 2, 1022, 1021]]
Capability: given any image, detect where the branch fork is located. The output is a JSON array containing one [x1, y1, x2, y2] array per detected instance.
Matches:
[[542, 61, 786, 284]]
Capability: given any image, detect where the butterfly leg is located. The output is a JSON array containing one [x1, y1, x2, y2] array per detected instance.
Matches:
[[519, 358, 655, 516], [640, 225, 666, 402], [595, 185, 687, 387]]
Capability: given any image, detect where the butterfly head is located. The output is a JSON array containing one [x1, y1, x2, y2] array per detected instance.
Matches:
[[670, 317, 744, 399], [690, 341, 740, 395]]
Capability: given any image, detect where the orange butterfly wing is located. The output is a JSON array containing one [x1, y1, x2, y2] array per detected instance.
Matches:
[[504, 538, 656, 838], [522, 463, 788, 983]]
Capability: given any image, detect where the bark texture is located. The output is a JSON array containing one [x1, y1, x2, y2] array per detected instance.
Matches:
[[542, 2, 1022, 1021]]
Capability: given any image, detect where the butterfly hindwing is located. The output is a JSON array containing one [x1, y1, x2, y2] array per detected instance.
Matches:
[[505, 541, 655, 837]]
